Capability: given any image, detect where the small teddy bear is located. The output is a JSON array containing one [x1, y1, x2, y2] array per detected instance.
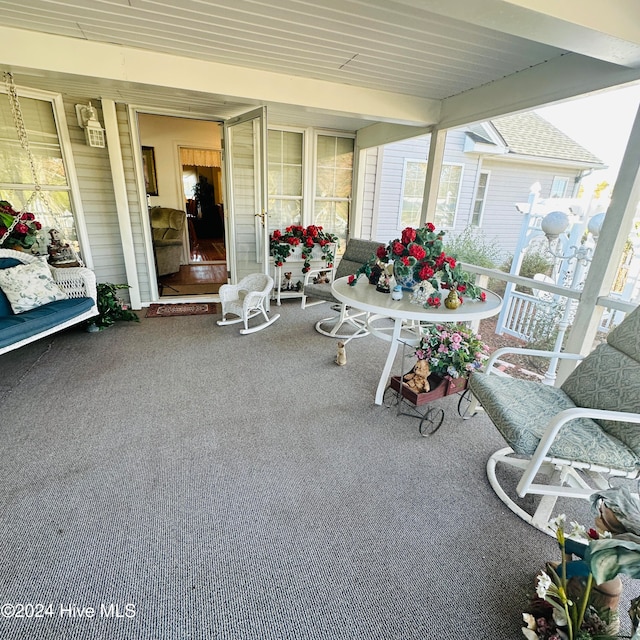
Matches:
[[313, 270, 330, 284], [403, 359, 431, 393], [282, 272, 295, 290], [335, 341, 347, 366]]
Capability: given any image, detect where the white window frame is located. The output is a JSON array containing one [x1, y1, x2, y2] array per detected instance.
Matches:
[[550, 175, 570, 198], [0, 85, 92, 267], [435, 162, 464, 229], [311, 130, 355, 248], [398, 158, 427, 230], [471, 170, 490, 227]]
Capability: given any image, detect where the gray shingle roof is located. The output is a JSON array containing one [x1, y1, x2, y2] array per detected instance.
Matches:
[[490, 111, 604, 165]]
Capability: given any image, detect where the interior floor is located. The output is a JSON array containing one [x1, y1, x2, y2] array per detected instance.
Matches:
[[158, 238, 227, 296]]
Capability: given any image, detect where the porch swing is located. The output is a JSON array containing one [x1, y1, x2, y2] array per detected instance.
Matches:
[[0, 72, 98, 355]]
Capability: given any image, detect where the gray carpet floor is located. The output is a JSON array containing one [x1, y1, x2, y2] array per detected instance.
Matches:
[[0, 302, 635, 639]]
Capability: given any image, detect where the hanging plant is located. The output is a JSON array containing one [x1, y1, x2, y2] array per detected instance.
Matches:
[[0, 200, 42, 250]]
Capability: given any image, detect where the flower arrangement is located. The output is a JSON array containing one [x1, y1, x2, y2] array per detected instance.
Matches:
[[523, 486, 640, 640], [0, 200, 42, 251], [347, 224, 485, 307], [415, 323, 490, 379], [270, 224, 338, 274]]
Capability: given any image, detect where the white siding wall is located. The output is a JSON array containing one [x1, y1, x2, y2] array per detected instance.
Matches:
[[362, 131, 584, 257], [62, 97, 151, 303]]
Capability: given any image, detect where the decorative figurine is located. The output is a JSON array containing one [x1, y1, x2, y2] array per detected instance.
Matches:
[[410, 280, 436, 305], [335, 341, 347, 366]]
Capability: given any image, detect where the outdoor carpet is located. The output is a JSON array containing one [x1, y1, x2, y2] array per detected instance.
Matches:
[[145, 302, 219, 318]]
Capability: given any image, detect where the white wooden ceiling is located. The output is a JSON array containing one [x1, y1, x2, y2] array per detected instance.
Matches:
[[0, 0, 639, 131]]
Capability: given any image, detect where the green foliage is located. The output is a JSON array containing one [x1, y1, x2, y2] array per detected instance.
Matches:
[[443, 226, 503, 269], [93, 283, 139, 329]]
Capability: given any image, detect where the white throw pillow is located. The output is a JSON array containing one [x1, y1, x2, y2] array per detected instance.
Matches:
[[0, 259, 68, 314]]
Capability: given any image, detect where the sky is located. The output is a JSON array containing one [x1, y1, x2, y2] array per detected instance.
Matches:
[[535, 83, 640, 196]]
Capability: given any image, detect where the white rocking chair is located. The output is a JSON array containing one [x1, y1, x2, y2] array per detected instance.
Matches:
[[216, 273, 280, 335]]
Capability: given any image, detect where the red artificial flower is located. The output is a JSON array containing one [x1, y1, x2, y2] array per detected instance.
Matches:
[[418, 265, 434, 280], [305, 236, 314, 247], [400, 256, 410, 266], [480, 291, 486, 302], [457, 284, 466, 292], [587, 528, 600, 540], [20, 212, 35, 221], [408, 244, 426, 261], [272, 229, 282, 240], [276, 260, 283, 267], [427, 296, 441, 308], [426, 222, 435, 232], [376, 245, 387, 260], [401, 227, 416, 244], [348, 275, 355, 284], [392, 241, 405, 256], [14, 222, 29, 235]]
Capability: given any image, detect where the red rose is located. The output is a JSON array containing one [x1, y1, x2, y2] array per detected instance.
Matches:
[[305, 236, 314, 247], [401, 227, 416, 244], [426, 223, 435, 232], [34, 222, 42, 230], [348, 275, 355, 284], [14, 222, 29, 235], [276, 261, 283, 267], [447, 256, 456, 268], [401, 256, 410, 266], [392, 241, 405, 256], [20, 212, 35, 221], [272, 229, 282, 240], [376, 245, 387, 260], [408, 244, 426, 261]]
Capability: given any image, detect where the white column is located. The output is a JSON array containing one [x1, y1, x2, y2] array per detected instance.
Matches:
[[559, 101, 640, 381], [421, 128, 446, 225]]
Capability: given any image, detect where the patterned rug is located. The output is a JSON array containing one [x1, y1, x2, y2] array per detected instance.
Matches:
[[145, 303, 220, 318]]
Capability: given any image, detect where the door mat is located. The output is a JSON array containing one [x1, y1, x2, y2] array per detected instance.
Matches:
[[146, 303, 220, 318], [159, 283, 223, 296]]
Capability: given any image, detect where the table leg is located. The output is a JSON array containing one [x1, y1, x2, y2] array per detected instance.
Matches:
[[374, 318, 403, 405]]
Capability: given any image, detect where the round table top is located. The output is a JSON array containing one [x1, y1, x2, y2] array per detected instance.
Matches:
[[331, 276, 503, 322]]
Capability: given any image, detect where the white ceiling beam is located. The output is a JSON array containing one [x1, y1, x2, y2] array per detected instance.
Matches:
[[438, 52, 640, 130], [395, 0, 640, 67], [356, 123, 433, 149], [0, 26, 440, 127]]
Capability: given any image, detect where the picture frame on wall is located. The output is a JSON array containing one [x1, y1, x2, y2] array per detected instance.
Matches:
[[142, 146, 158, 196]]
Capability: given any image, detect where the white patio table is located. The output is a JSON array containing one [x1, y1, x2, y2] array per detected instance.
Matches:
[[331, 276, 503, 405]]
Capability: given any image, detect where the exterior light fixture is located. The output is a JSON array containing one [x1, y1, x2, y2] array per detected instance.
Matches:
[[75, 102, 105, 148], [541, 210, 570, 241]]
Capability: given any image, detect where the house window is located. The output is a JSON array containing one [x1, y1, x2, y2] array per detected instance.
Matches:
[[0, 91, 79, 255], [550, 176, 570, 198], [471, 171, 490, 227], [399, 161, 463, 229], [400, 160, 427, 228], [314, 134, 354, 248], [267, 130, 303, 232], [436, 163, 463, 228]]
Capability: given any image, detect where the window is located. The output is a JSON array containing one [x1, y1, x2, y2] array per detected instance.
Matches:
[[471, 171, 490, 227], [400, 160, 427, 228], [0, 91, 80, 255], [436, 164, 463, 228], [314, 134, 354, 248], [550, 176, 570, 198], [399, 161, 463, 229], [267, 130, 303, 233]]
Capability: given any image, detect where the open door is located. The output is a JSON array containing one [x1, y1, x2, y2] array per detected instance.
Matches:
[[223, 107, 268, 283]]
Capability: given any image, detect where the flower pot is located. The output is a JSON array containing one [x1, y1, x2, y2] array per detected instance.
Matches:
[[390, 372, 468, 406], [393, 261, 419, 291]]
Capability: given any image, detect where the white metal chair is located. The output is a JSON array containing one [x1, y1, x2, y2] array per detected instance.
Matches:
[[301, 238, 383, 339], [216, 273, 280, 334], [468, 304, 640, 536]]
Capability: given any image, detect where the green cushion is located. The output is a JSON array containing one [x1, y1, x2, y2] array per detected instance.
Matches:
[[561, 343, 640, 458], [469, 373, 640, 471]]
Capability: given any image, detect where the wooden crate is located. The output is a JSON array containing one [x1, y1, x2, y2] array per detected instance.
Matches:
[[390, 373, 468, 406]]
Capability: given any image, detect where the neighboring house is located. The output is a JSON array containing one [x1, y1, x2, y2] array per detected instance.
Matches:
[[361, 112, 605, 257]]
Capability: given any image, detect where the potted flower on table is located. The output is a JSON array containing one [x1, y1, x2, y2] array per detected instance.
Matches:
[[348, 224, 486, 308], [269, 224, 338, 273]]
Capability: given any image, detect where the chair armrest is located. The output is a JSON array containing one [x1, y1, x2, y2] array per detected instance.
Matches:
[[303, 265, 337, 287], [517, 407, 640, 497], [50, 265, 97, 302], [485, 346, 585, 373]]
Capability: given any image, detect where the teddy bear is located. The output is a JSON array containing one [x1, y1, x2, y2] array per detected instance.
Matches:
[[313, 270, 330, 284], [403, 359, 431, 393], [281, 272, 295, 290]]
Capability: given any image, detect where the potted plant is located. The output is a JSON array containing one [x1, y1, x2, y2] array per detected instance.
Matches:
[[269, 224, 338, 273], [390, 322, 490, 405], [0, 200, 42, 251], [87, 283, 140, 331], [348, 224, 487, 306], [523, 486, 640, 639]]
